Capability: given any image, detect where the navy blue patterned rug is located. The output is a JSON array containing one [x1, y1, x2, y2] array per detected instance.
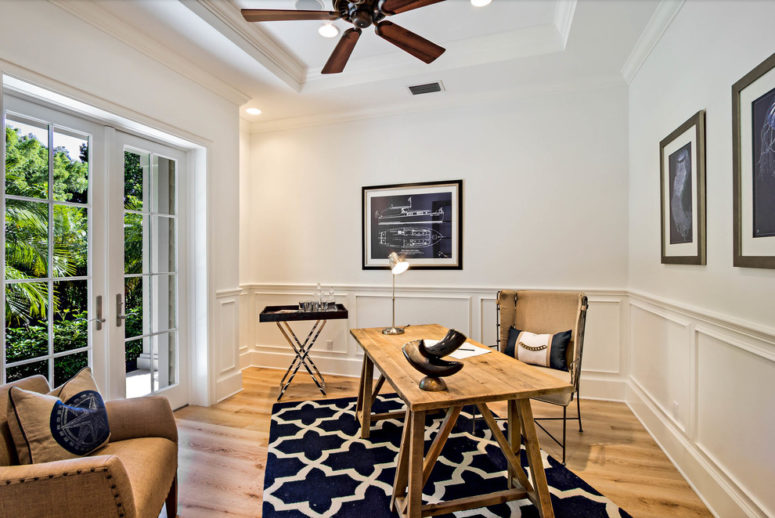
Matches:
[[263, 395, 631, 517]]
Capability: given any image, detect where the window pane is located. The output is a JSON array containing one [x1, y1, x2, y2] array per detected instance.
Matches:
[[5, 199, 48, 279], [53, 280, 87, 353], [5, 282, 48, 363], [152, 331, 176, 391], [151, 275, 175, 333], [6, 359, 49, 383], [124, 150, 147, 211], [5, 118, 48, 199], [151, 156, 175, 215], [124, 213, 145, 274], [124, 276, 146, 340], [53, 129, 88, 203], [54, 351, 88, 387], [54, 205, 88, 277], [151, 216, 175, 273]]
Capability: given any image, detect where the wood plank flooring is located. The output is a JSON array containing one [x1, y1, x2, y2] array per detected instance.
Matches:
[[174, 367, 711, 517]]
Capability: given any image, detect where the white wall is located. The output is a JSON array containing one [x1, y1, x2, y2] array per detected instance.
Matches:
[[627, 2, 775, 516], [245, 85, 629, 288], [0, 1, 242, 403], [241, 84, 631, 400]]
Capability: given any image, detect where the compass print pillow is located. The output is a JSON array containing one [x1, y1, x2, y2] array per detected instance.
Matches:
[[7, 368, 110, 464]]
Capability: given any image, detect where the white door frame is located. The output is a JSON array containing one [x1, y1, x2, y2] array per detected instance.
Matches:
[[2, 73, 210, 406]]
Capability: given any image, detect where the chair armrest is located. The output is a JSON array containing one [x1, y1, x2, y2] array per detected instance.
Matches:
[[106, 396, 178, 444], [0, 455, 137, 518]]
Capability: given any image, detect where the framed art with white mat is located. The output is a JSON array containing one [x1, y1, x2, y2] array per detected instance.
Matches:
[[733, 52, 775, 269], [362, 180, 462, 269], [660, 110, 706, 265]]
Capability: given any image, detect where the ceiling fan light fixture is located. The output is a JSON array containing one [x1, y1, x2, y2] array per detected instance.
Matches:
[[318, 22, 340, 38], [470, 0, 492, 7]]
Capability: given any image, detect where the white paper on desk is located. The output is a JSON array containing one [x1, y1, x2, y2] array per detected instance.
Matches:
[[423, 340, 492, 359]]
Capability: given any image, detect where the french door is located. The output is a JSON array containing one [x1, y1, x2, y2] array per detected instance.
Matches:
[[3, 97, 188, 408], [108, 132, 187, 408]]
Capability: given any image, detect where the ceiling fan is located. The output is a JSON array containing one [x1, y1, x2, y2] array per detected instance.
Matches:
[[241, 0, 447, 74]]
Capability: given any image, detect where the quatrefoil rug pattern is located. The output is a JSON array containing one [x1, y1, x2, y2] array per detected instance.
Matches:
[[263, 395, 631, 518]]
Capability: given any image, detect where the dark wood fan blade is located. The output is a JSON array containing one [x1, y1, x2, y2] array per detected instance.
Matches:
[[380, 0, 445, 15], [375, 21, 445, 64], [321, 28, 362, 74], [241, 9, 339, 22]]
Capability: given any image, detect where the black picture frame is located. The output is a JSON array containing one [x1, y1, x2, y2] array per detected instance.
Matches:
[[733, 52, 775, 269], [660, 110, 706, 265], [362, 180, 463, 270]]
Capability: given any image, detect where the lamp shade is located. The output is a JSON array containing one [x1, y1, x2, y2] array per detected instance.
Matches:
[[388, 252, 409, 275]]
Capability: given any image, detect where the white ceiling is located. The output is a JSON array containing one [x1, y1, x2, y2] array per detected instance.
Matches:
[[85, 0, 662, 130]]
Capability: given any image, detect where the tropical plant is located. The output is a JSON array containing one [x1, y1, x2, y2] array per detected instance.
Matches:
[[4, 126, 88, 324]]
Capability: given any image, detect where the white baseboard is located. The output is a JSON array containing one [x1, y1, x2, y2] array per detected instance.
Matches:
[[579, 374, 627, 401], [215, 370, 243, 403], [241, 349, 365, 379]]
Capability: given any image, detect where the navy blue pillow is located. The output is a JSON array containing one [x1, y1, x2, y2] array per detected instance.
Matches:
[[505, 326, 572, 371]]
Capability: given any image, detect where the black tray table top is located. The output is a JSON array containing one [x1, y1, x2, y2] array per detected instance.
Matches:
[[259, 304, 349, 322]]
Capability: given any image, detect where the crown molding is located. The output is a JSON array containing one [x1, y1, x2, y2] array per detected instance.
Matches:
[[181, 0, 306, 91], [249, 74, 625, 134], [184, 0, 569, 93], [554, 0, 577, 49], [48, 0, 250, 106], [621, 0, 685, 84]]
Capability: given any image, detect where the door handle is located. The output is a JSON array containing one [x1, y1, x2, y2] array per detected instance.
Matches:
[[93, 295, 107, 331], [116, 294, 126, 327]]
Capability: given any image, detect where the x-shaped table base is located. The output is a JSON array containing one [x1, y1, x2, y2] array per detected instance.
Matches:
[[275, 320, 328, 401]]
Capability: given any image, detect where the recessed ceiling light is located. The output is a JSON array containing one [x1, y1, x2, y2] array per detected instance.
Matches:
[[471, 0, 492, 6], [318, 22, 339, 39], [246, 107, 262, 116]]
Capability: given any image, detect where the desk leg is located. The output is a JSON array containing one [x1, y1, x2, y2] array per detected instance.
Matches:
[[357, 356, 374, 439], [406, 410, 425, 518], [517, 399, 554, 518], [390, 408, 412, 513]]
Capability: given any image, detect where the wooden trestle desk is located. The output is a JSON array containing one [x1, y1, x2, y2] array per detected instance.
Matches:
[[351, 324, 572, 518]]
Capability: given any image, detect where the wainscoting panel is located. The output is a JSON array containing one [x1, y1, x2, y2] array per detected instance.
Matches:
[[240, 284, 627, 401], [214, 289, 243, 402], [354, 293, 472, 335], [626, 291, 775, 518], [694, 329, 775, 517], [583, 298, 622, 375], [630, 302, 692, 432]]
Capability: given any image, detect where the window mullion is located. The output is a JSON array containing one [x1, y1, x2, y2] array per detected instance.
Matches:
[[47, 123, 55, 384]]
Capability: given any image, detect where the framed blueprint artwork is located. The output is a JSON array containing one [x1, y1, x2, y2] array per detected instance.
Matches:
[[733, 52, 775, 269], [362, 180, 462, 270], [659, 110, 706, 265]]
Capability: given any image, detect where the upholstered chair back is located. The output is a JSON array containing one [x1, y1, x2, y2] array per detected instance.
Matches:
[[0, 375, 50, 466], [497, 290, 588, 387]]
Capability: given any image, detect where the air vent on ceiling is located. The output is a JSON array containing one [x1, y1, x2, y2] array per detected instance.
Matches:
[[408, 81, 444, 96]]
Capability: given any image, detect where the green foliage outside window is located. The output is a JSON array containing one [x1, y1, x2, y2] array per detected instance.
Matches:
[[4, 126, 91, 383]]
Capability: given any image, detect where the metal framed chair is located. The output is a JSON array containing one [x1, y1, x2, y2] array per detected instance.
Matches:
[[493, 289, 588, 465]]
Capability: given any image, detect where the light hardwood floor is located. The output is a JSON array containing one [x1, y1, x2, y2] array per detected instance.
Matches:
[[174, 367, 711, 518]]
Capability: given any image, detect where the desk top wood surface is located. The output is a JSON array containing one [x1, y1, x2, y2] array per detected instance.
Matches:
[[350, 324, 572, 412]]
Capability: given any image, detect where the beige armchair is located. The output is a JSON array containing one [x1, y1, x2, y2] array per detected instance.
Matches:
[[0, 375, 178, 518], [497, 290, 588, 464]]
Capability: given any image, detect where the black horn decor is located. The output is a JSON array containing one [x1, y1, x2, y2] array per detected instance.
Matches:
[[402, 329, 467, 391]]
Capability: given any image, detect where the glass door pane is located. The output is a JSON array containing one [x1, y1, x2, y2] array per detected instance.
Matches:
[[3, 114, 91, 386], [121, 147, 178, 398]]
